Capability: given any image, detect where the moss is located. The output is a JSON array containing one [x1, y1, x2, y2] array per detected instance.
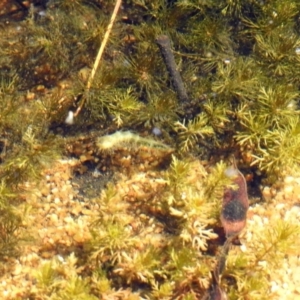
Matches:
[[225, 220, 300, 299], [0, 0, 300, 298]]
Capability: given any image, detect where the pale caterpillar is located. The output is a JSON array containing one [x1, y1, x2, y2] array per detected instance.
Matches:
[[96, 131, 172, 152]]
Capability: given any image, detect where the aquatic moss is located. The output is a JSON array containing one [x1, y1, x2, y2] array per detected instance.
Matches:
[[0, 0, 300, 298]]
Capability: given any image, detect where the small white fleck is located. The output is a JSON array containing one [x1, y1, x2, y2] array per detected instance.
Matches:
[[152, 127, 162, 136], [282, 282, 288, 289], [240, 244, 247, 252], [262, 217, 269, 224], [284, 185, 293, 194], [3, 290, 9, 296], [258, 260, 267, 268], [275, 203, 285, 210], [65, 111, 74, 125], [224, 59, 231, 64], [224, 166, 238, 178], [295, 47, 300, 55], [270, 281, 279, 293], [38, 11, 46, 17], [92, 169, 101, 178], [287, 100, 296, 110], [57, 255, 64, 263]]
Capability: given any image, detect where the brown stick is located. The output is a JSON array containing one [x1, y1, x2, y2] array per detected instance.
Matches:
[[156, 35, 189, 103]]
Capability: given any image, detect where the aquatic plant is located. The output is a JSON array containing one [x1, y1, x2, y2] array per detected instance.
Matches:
[[0, 0, 300, 298], [225, 220, 300, 299]]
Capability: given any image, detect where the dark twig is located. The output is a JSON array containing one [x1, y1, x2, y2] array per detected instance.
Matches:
[[214, 238, 231, 278], [156, 35, 189, 103]]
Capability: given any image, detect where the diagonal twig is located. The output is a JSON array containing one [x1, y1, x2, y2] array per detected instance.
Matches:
[[74, 0, 122, 117]]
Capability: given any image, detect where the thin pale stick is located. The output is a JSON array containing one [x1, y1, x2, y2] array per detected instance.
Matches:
[[74, 0, 122, 117]]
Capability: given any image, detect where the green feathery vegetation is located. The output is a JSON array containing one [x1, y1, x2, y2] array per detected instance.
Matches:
[[0, 0, 300, 298]]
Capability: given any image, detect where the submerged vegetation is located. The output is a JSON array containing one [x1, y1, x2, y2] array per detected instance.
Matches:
[[0, 0, 300, 298]]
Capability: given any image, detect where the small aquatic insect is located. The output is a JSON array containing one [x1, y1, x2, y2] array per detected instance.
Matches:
[[221, 160, 249, 239]]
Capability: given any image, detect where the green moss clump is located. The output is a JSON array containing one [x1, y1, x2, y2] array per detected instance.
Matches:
[[1, 0, 300, 298], [86, 157, 232, 298], [225, 220, 300, 299]]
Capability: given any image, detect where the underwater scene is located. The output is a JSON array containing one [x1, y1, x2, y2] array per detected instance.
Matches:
[[0, 0, 300, 299]]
